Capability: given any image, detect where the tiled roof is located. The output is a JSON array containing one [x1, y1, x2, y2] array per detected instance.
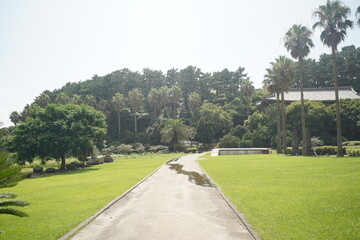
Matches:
[[264, 86, 360, 102]]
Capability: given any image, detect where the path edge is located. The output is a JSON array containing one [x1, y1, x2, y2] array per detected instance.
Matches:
[[57, 157, 178, 240], [196, 155, 261, 240]]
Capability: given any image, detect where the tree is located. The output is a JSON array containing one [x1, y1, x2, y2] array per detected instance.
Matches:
[[167, 85, 182, 119], [240, 78, 255, 117], [160, 119, 190, 151], [196, 103, 232, 142], [287, 100, 334, 145], [11, 104, 106, 170], [34, 93, 49, 108], [219, 134, 241, 148], [357, 6, 360, 26], [313, 0, 353, 156], [0, 152, 29, 233], [9, 111, 20, 126], [147, 88, 164, 121], [284, 24, 314, 155], [128, 89, 144, 139], [178, 66, 202, 113], [188, 92, 202, 115], [272, 56, 294, 153], [112, 93, 126, 139], [55, 92, 71, 105], [263, 67, 282, 153]]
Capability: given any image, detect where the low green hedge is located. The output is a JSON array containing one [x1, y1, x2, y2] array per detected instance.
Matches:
[[286, 147, 303, 155], [346, 146, 360, 156], [342, 141, 360, 146], [315, 146, 347, 155], [184, 148, 198, 153]]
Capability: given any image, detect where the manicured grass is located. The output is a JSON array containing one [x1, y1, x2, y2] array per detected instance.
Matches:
[[0, 153, 181, 240], [198, 154, 360, 240]]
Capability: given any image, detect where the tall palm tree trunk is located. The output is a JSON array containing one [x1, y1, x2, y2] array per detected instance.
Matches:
[[276, 92, 282, 153], [299, 58, 308, 156], [281, 90, 287, 154], [134, 113, 138, 140], [331, 46, 343, 157], [117, 111, 121, 139]]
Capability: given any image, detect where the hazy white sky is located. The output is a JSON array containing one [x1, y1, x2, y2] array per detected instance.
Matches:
[[1, 0, 359, 126]]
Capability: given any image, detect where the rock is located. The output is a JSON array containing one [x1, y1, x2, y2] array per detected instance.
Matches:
[[66, 163, 76, 170], [104, 155, 114, 163], [45, 168, 56, 173], [87, 158, 98, 165], [97, 156, 104, 164], [33, 167, 43, 174]]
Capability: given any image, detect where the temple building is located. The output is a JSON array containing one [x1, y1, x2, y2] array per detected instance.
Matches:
[[260, 86, 360, 105]]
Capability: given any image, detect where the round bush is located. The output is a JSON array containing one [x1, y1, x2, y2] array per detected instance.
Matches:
[[219, 134, 241, 148]]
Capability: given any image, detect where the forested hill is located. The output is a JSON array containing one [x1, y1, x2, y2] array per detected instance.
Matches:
[[10, 44, 360, 147]]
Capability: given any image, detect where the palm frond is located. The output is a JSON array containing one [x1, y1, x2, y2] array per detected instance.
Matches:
[[0, 208, 29, 217], [0, 193, 17, 199], [0, 200, 29, 207]]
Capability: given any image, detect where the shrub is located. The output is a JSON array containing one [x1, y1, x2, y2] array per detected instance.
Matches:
[[315, 146, 347, 155], [132, 143, 145, 154], [117, 144, 133, 154], [345, 146, 360, 156], [347, 148, 360, 156], [149, 145, 169, 153], [239, 139, 254, 148], [102, 146, 117, 155], [66, 162, 77, 170], [287, 147, 304, 155], [342, 141, 360, 146], [185, 148, 197, 153], [198, 144, 216, 152], [219, 134, 241, 148]]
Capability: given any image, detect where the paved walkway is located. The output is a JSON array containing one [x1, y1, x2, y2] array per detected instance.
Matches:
[[70, 154, 256, 240]]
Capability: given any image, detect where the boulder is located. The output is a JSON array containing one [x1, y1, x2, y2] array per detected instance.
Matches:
[[45, 168, 56, 173], [104, 155, 114, 163]]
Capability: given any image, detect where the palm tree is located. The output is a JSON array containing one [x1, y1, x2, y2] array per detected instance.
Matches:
[[168, 85, 182, 119], [128, 89, 144, 139], [9, 111, 20, 126], [240, 78, 255, 117], [160, 119, 190, 152], [263, 68, 282, 153], [112, 93, 126, 139], [0, 153, 29, 233], [284, 24, 314, 156], [273, 56, 294, 154], [313, 0, 353, 157]]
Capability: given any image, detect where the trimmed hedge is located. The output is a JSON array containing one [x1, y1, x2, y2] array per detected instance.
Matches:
[[346, 146, 360, 156], [342, 141, 360, 146], [185, 148, 198, 153], [286, 147, 303, 155], [315, 146, 347, 156]]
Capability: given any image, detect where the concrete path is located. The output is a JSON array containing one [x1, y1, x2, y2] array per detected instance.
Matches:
[[70, 154, 256, 240]]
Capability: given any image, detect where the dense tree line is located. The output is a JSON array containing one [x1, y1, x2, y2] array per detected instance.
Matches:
[[4, 44, 357, 155], [294, 45, 360, 92], [2, 0, 359, 158]]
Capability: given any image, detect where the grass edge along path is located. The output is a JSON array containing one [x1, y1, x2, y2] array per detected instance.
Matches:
[[198, 154, 360, 240], [0, 153, 182, 240]]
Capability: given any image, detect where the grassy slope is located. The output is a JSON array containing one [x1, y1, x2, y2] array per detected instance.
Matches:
[[0, 153, 181, 240], [198, 154, 360, 240]]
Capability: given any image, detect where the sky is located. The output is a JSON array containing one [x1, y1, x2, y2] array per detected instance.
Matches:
[[0, 0, 359, 127]]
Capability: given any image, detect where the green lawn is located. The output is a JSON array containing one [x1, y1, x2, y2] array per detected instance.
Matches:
[[198, 154, 360, 240], [0, 153, 181, 240]]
